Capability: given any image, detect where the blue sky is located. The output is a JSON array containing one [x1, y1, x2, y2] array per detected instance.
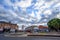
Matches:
[[0, 0, 60, 27]]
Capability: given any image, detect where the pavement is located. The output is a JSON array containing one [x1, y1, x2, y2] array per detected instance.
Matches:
[[0, 34, 60, 40], [3, 32, 28, 37], [4, 34, 27, 37], [28, 32, 60, 37], [2, 32, 60, 37]]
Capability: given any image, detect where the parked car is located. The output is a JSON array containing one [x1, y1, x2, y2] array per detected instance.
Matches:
[[33, 29, 39, 32], [0, 28, 3, 34]]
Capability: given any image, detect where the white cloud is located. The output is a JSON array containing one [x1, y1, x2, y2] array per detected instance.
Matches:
[[54, 3, 60, 8], [43, 9, 52, 15], [43, 19, 47, 21], [14, 0, 32, 8], [29, 11, 35, 17], [4, 0, 14, 5], [56, 13, 60, 19], [44, 1, 54, 8], [45, 15, 49, 18], [0, 0, 60, 28], [34, 0, 45, 9]]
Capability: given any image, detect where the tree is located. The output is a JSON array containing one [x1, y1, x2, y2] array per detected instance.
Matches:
[[47, 18, 60, 32]]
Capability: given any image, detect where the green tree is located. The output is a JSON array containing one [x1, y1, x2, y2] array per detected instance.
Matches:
[[47, 18, 60, 32]]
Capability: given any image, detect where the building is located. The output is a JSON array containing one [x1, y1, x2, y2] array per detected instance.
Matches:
[[38, 25, 49, 32], [0, 21, 18, 33], [25, 25, 38, 32], [25, 25, 49, 33]]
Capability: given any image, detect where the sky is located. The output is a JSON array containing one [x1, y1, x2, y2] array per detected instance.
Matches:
[[0, 0, 60, 28]]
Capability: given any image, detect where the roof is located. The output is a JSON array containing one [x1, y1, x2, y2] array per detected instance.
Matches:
[[25, 25, 38, 30], [0, 21, 17, 25], [38, 25, 48, 29], [0, 21, 8, 24]]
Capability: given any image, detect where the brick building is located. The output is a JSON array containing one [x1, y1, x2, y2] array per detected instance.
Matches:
[[38, 25, 48, 32], [0, 21, 18, 32]]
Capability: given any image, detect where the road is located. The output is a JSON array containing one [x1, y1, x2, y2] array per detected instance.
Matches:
[[0, 34, 60, 40]]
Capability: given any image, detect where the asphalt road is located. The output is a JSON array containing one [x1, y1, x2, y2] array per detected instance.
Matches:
[[0, 35, 60, 40]]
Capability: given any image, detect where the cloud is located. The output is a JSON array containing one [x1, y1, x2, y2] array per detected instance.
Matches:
[[29, 11, 35, 17], [0, 0, 60, 28], [43, 9, 52, 15], [14, 0, 32, 8]]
